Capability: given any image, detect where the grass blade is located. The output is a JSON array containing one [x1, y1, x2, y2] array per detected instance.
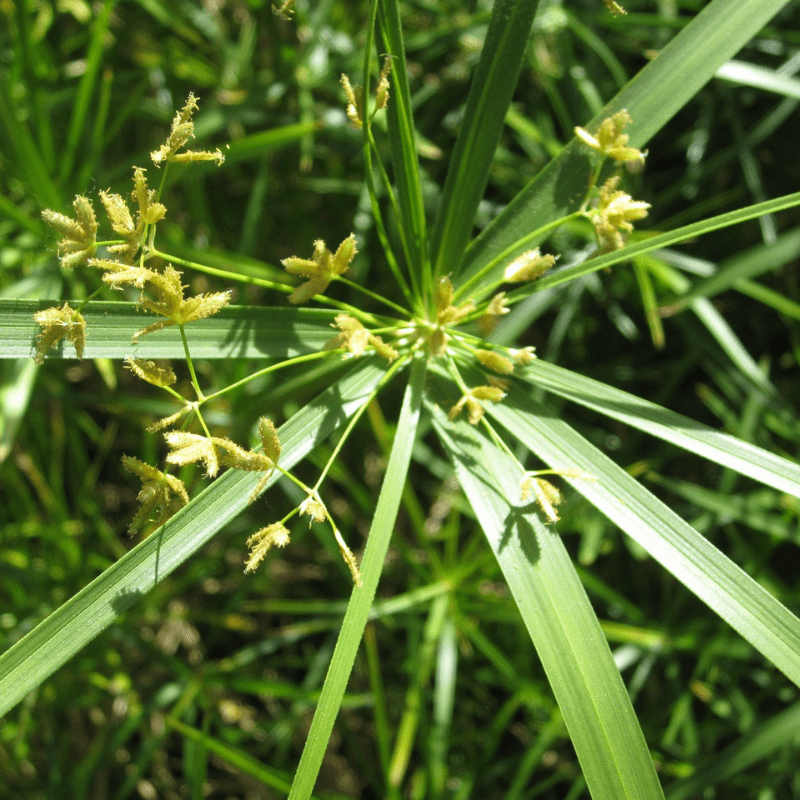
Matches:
[[517, 359, 800, 498], [288, 356, 426, 800], [459, 0, 795, 291], [431, 402, 665, 800], [489, 386, 800, 688], [0, 301, 337, 361], [429, 0, 539, 279], [0, 361, 389, 716]]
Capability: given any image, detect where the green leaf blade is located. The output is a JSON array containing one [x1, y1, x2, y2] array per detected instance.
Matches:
[[0, 300, 337, 360], [490, 387, 800, 688], [431, 401, 665, 800], [0, 361, 389, 716], [288, 355, 427, 800], [430, 0, 540, 279], [518, 359, 800, 499]]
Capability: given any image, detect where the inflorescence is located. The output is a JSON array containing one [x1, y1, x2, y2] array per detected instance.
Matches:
[[36, 84, 648, 577]]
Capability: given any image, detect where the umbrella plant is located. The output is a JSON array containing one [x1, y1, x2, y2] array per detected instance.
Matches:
[[2, 0, 800, 797]]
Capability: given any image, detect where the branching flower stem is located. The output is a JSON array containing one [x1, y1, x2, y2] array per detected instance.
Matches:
[[333, 276, 410, 315], [149, 248, 290, 294], [148, 248, 388, 324], [202, 350, 336, 404]]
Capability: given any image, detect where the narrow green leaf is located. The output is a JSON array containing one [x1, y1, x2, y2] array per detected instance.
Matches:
[[660, 227, 800, 314], [431, 402, 664, 800], [0, 300, 336, 360], [517, 359, 800, 498], [459, 0, 794, 291], [58, 0, 118, 185], [488, 191, 800, 304], [288, 356, 426, 800], [430, 0, 540, 279], [0, 361, 389, 716], [489, 386, 800, 688], [165, 716, 318, 798], [665, 701, 800, 800], [716, 60, 800, 100], [378, 0, 429, 291]]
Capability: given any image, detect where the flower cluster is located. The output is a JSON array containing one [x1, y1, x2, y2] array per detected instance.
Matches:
[[424, 276, 475, 357], [33, 303, 86, 365], [36, 95, 227, 365], [101, 168, 166, 263], [122, 456, 190, 535], [282, 234, 358, 304], [589, 176, 651, 252], [340, 55, 392, 129], [448, 385, 506, 426], [90, 260, 231, 341], [326, 314, 398, 362], [165, 416, 281, 502], [575, 111, 650, 251], [150, 93, 225, 167], [575, 110, 644, 166], [41, 195, 97, 269], [520, 468, 596, 523]]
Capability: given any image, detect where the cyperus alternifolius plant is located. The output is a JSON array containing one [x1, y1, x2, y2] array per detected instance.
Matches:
[[14, 4, 800, 799]]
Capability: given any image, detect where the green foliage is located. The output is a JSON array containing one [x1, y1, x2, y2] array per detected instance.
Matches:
[[3, 1, 800, 798]]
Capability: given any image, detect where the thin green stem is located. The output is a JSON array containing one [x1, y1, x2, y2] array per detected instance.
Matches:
[[150, 248, 290, 293], [194, 408, 213, 439], [202, 350, 335, 404], [75, 285, 106, 313], [334, 276, 410, 316], [161, 384, 187, 404], [274, 463, 311, 495], [179, 324, 205, 402], [155, 161, 171, 203], [314, 354, 409, 491]]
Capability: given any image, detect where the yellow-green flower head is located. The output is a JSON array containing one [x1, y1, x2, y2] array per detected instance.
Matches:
[[590, 176, 650, 251], [150, 93, 224, 167], [33, 303, 86, 364], [503, 249, 556, 283], [41, 195, 97, 269], [244, 523, 291, 573], [575, 110, 645, 165], [282, 234, 358, 304], [122, 456, 189, 535]]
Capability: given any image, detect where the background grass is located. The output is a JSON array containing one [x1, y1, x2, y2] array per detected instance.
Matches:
[[2, 0, 800, 798]]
